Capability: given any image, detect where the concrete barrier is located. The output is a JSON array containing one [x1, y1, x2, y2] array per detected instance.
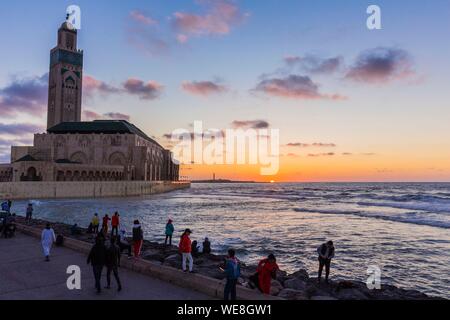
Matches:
[[15, 223, 282, 300]]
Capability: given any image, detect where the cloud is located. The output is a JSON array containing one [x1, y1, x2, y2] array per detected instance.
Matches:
[[231, 120, 270, 129], [0, 123, 44, 136], [286, 153, 300, 158], [285, 55, 343, 74], [345, 47, 415, 84], [83, 75, 120, 97], [123, 78, 164, 100], [172, 0, 246, 41], [287, 142, 336, 148], [129, 10, 158, 26], [0, 74, 48, 118], [342, 152, 353, 156], [308, 152, 335, 157], [254, 75, 347, 101], [182, 80, 227, 96], [82, 110, 131, 122]]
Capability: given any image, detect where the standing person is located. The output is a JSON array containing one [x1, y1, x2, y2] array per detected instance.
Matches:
[[7, 200, 12, 213], [223, 249, 241, 301], [111, 212, 120, 236], [132, 220, 143, 258], [179, 229, 194, 273], [26, 203, 33, 222], [165, 219, 174, 246], [102, 214, 111, 234], [91, 213, 100, 234], [317, 241, 335, 284], [202, 237, 211, 254], [87, 236, 107, 294], [257, 254, 279, 295], [118, 229, 132, 264], [1, 201, 8, 213], [41, 223, 56, 262], [105, 237, 122, 292]]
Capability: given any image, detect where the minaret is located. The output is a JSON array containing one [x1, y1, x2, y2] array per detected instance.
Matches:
[[47, 16, 83, 129]]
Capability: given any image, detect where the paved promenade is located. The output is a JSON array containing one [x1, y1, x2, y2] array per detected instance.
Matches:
[[0, 233, 209, 300]]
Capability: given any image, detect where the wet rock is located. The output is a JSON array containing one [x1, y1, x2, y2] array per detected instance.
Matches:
[[284, 278, 308, 291], [163, 253, 181, 269], [335, 288, 369, 300]]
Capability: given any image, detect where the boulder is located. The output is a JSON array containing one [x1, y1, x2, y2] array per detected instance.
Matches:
[[163, 253, 181, 269], [335, 288, 369, 300], [278, 288, 308, 300], [270, 280, 283, 296], [284, 278, 308, 291], [291, 269, 309, 281]]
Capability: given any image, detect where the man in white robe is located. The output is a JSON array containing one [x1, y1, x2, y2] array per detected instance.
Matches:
[[41, 223, 56, 261]]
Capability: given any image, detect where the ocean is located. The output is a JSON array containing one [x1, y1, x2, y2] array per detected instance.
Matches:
[[13, 183, 450, 298]]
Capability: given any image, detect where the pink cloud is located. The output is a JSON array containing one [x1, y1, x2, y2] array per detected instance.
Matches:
[[123, 78, 163, 100], [129, 10, 158, 26], [182, 80, 227, 96], [83, 110, 131, 122], [173, 0, 245, 41]]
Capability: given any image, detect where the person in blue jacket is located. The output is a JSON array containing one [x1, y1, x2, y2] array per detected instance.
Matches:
[[223, 249, 241, 301], [165, 219, 174, 246]]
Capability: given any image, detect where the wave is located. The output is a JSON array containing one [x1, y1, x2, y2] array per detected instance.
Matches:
[[293, 207, 450, 229], [357, 201, 450, 214]]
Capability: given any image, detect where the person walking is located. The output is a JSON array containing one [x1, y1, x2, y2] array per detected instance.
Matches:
[[91, 213, 100, 234], [102, 214, 111, 234], [179, 229, 194, 273], [165, 219, 174, 246], [87, 236, 107, 294], [41, 223, 56, 262], [257, 254, 279, 295], [223, 249, 241, 301], [132, 220, 143, 258], [26, 203, 33, 223], [105, 237, 122, 292], [111, 212, 120, 237], [317, 241, 335, 284]]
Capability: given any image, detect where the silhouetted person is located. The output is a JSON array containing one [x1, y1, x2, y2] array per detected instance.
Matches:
[[202, 237, 211, 254], [317, 241, 335, 284], [191, 240, 200, 257], [26, 203, 33, 222], [165, 219, 174, 246], [223, 249, 241, 301], [87, 236, 107, 293], [132, 220, 143, 258], [105, 237, 122, 292], [111, 212, 120, 236]]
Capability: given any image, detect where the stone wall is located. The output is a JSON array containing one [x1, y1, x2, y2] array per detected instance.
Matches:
[[0, 180, 190, 200]]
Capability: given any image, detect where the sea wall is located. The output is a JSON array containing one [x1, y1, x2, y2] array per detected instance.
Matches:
[[0, 180, 190, 200]]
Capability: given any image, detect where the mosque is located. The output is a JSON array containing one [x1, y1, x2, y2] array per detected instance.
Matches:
[[0, 19, 179, 183]]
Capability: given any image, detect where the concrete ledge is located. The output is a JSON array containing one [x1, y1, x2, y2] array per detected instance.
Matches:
[[15, 223, 282, 300]]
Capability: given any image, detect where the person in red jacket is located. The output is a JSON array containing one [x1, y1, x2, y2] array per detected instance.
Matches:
[[179, 229, 194, 273], [111, 212, 120, 236], [102, 214, 111, 234], [257, 254, 279, 295]]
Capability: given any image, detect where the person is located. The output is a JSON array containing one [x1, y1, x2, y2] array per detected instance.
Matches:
[[132, 220, 143, 258], [317, 241, 335, 284], [257, 254, 279, 295], [165, 219, 174, 246], [91, 213, 100, 234], [87, 236, 107, 293], [7, 200, 12, 213], [26, 203, 33, 222], [111, 212, 120, 236], [191, 240, 200, 257], [223, 249, 241, 301], [2, 214, 11, 238], [179, 229, 194, 273], [102, 214, 111, 234], [1, 201, 9, 213], [202, 237, 211, 254], [41, 223, 56, 262], [118, 229, 132, 264], [70, 223, 82, 236], [105, 237, 122, 292]]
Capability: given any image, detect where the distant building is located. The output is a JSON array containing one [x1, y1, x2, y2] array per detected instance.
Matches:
[[0, 18, 179, 183]]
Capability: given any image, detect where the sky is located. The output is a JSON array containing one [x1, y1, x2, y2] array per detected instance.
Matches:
[[0, 0, 450, 182]]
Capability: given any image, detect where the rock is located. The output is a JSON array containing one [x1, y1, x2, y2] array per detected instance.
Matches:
[[278, 288, 308, 300], [335, 288, 369, 300], [163, 254, 181, 269], [310, 296, 338, 301], [270, 280, 283, 296], [291, 269, 309, 281], [284, 278, 308, 291]]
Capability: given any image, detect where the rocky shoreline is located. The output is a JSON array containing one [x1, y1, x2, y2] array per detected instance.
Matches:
[[14, 216, 442, 300]]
